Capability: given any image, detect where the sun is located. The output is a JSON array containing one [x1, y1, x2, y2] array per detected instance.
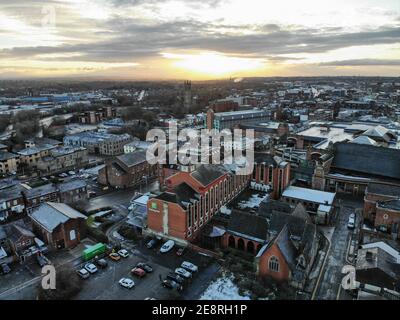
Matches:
[[162, 51, 265, 77]]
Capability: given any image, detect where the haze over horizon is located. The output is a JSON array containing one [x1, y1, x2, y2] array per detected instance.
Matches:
[[1, 0, 400, 80]]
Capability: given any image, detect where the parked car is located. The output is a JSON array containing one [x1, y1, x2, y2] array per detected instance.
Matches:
[[118, 249, 129, 258], [109, 252, 121, 261], [36, 255, 48, 267], [146, 239, 159, 249], [181, 261, 198, 273], [347, 213, 356, 229], [160, 240, 175, 253], [77, 268, 90, 279], [167, 272, 184, 284], [84, 263, 98, 274], [119, 278, 135, 289], [136, 262, 153, 273], [162, 279, 183, 291], [95, 258, 108, 269], [131, 267, 146, 278], [0, 263, 11, 275], [175, 267, 192, 279], [68, 171, 76, 176], [176, 247, 186, 256]]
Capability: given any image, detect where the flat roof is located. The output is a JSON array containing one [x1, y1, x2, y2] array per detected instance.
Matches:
[[282, 186, 336, 205]]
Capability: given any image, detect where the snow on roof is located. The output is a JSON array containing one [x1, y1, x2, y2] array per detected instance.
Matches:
[[0, 246, 7, 259], [318, 204, 332, 213], [351, 135, 378, 146], [282, 186, 336, 205], [361, 242, 400, 263]]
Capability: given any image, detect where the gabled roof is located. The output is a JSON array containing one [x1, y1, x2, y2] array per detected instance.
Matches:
[[367, 183, 400, 197], [29, 202, 87, 232], [351, 136, 378, 146], [191, 164, 227, 187], [274, 225, 298, 270], [156, 182, 199, 209], [226, 210, 269, 241], [116, 150, 147, 168]]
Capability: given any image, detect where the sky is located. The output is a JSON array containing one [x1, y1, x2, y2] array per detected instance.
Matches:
[[0, 0, 399, 79]]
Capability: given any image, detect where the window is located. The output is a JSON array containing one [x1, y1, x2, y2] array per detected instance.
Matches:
[[269, 256, 279, 272]]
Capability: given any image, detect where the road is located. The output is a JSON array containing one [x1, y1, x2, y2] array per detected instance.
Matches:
[[313, 195, 363, 300], [83, 180, 159, 212]]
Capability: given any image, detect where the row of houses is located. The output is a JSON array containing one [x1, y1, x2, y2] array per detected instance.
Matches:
[[0, 179, 87, 222], [0, 202, 87, 264]]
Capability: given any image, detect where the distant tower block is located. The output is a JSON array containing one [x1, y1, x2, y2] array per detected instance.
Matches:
[[184, 80, 192, 110]]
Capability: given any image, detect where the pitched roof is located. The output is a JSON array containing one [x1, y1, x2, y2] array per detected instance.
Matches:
[[351, 136, 378, 146], [274, 225, 298, 270], [116, 150, 147, 168], [226, 209, 269, 241], [30, 202, 86, 232], [367, 183, 400, 197], [332, 142, 400, 180], [191, 164, 227, 187], [258, 199, 292, 219], [156, 182, 199, 209]]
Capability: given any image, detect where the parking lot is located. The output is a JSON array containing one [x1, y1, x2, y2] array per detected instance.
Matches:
[[74, 240, 218, 300], [74, 251, 174, 300]]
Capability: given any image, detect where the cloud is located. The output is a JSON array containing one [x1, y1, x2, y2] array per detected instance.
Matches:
[[320, 59, 400, 66]]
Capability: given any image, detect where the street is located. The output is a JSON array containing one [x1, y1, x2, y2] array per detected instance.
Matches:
[[83, 180, 159, 212], [313, 194, 363, 300]]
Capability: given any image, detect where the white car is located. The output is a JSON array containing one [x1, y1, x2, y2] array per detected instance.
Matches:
[[347, 213, 356, 229], [119, 278, 135, 289], [68, 171, 76, 176], [118, 249, 129, 258], [84, 263, 98, 274], [160, 240, 175, 253], [77, 268, 90, 279], [175, 267, 192, 279], [181, 261, 198, 273]]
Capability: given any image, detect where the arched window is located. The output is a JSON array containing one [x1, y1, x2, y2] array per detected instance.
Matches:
[[228, 236, 236, 248], [269, 256, 279, 272]]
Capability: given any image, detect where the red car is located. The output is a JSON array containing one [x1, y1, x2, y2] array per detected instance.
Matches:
[[131, 267, 146, 278], [176, 248, 186, 256]]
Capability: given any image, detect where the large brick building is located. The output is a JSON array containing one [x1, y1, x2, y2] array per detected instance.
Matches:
[[30, 202, 87, 250], [363, 182, 400, 236], [252, 152, 291, 199], [98, 150, 158, 188], [146, 164, 251, 245]]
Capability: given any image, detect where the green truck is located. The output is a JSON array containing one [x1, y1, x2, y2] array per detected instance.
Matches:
[[82, 243, 106, 261]]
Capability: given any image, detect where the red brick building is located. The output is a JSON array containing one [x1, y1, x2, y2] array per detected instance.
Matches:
[[146, 164, 251, 245], [98, 151, 158, 188], [30, 202, 87, 250], [364, 182, 400, 235], [252, 153, 291, 199]]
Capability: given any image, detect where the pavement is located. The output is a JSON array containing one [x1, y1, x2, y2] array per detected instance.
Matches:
[[313, 194, 363, 300]]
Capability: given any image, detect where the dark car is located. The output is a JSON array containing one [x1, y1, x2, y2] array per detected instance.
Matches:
[[166, 272, 184, 284], [162, 279, 183, 291], [146, 239, 159, 249], [36, 255, 48, 267], [0, 263, 11, 275], [95, 258, 108, 269], [136, 262, 153, 273]]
